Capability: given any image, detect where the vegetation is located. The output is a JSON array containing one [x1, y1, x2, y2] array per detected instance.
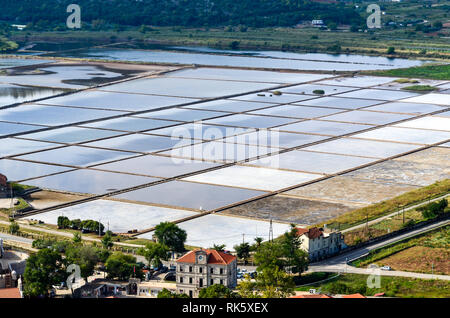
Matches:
[[157, 288, 190, 298], [154, 222, 187, 253], [297, 273, 450, 298], [371, 64, 450, 81], [0, 0, 362, 29], [199, 284, 238, 298], [353, 225, 449, 275], [9, 220, 20, 234], [320, 179, 450, 231], [401, 85, 438, 92], [57, 216, 105, 234], [344, 198, 449, 246], [234, 242, 251, 265], [104, 252, 143, 280], [23, 248, 66, 297], [137, 241, 169, 268]]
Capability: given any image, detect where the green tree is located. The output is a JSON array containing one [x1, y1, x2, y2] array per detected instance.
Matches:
[[234, 242, 251, 265], [280, 224, 309, 275], [157, 288, 190, 298], [72, 232, 82, 244], [254, 241, 285, 272], [9, 220, 19, 234], [199, 284, 237, 298], [255, 267, 295, 298], [105, 252, 141, 281], [101, 230, 114, 249], [154, 222, 187, 252], [138, 242, 169, 267], [66, 245, 100, 282], [24, 248, 66, 297], [211, 244, 226, 251], [387, 47, 396, 54]]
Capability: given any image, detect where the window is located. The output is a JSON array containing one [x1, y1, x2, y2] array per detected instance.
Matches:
[[210, 268, 214, 274], [179, 266, 183, 272], [220, 268, 224, 275], [189, 277, 193, 284], [180, 277, 183, 283], [199, 267, 203, 273], [189, 266, 193, 273], [210, 279, 214, 285], [199, 279, 203, 287], [220, 279, 224, 285]]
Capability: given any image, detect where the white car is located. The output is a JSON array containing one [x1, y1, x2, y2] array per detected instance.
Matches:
[[381, 266, 391, 271]]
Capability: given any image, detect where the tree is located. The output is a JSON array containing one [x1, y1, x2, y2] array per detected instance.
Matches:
[[138, 242, 169, 267], [255, 267, 295, 298], [101, 230, 114, 249], [24, 248, 66, 297], [254, 237, 263, 249], [254, 241, 285, 272], [72, 232, 82, 244], [105, 252, 142, 281], [234, 243, 251, 265], [9, 220, 19, 234], [66, 245, 100, 283], [280, 224, 309, 275], [154, 222, 187, 252], [387, 47, 396, 54], [157, 288, 190, 298], [211, 244, 226, 251], [199, 284, 237, 298]]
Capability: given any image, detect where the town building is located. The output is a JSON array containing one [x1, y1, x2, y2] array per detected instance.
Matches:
[[0, 174, 7, 199], [296, 227, 346, 262], [176, 249, 237, 298]]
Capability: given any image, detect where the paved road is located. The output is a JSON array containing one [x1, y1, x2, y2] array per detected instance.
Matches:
[[341, 193, 450, 234], [0, 232, 33, 245], [308, 219, 450, 280], [0, 220, 141, 248]]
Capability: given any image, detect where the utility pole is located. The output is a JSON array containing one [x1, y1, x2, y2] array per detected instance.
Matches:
[[242, 233, 245, 245], [403, 206, 405, 224]]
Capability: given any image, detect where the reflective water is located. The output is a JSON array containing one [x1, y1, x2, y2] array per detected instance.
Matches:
[[0, 84, 70, 107], [113, 180, 267, 211], [53, 48, 428, 71]]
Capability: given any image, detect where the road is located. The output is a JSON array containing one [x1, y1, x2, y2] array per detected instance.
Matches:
[[308, 219, 450, 281], [341, 193, 450, 233], [0, 220, 142, 248]]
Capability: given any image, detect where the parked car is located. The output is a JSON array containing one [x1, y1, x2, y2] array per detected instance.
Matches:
[[237, 273, 244, 279], [160, 266, 168, 273], [381, 266, 391, 271]]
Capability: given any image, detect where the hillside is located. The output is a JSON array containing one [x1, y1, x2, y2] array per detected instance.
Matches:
[[0, 0, 362, 28]]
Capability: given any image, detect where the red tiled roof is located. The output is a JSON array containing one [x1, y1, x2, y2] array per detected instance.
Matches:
[[0, 174, 7, 187], [342, 293, 366, 298], [291, 294, 332, 298], [0, 288, 21, 298], [177, 249, 236, 265], [296, 227, 323, 239]]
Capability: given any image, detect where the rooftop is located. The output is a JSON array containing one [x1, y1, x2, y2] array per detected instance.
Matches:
[[177, 249, 236, 265]]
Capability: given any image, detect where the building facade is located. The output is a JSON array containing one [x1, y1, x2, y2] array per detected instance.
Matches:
[[176, 249, 237, 298], [296, 227, 346, 262], [0, 174, 7, 198]]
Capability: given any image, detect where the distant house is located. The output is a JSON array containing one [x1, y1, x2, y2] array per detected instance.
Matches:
[[296, 227, 346, 262], [176, 249, 237, 298], [0, 174, 7, 198], [312, 20, 325, 27]]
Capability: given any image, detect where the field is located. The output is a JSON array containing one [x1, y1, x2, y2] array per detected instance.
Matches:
[[353, 226, 450, 275], [317, 179, 450, 231], [369, 64, 450, 80]]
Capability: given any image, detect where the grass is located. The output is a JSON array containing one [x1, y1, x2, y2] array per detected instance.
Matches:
[[352, 225, 450, 275], [343, 203, 448, 246], [295, 273, 450, 298], [0, 198, 31, 216], [401, 85, 438, 92], [369, 64, 450, 80], [317, 179, 450, 231]]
